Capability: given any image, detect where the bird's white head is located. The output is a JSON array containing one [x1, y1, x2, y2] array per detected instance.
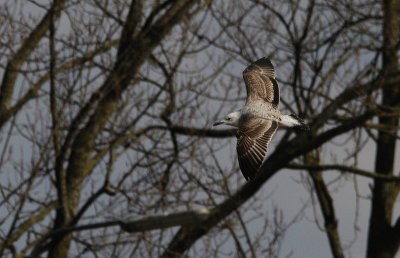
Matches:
[[213, 111, 241, 127]]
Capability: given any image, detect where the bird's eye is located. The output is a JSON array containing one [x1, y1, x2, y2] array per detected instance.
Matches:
[[227, 117, 231, 120]]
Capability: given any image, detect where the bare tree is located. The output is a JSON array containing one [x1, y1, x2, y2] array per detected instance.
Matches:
[[0, 0, 399, 258]]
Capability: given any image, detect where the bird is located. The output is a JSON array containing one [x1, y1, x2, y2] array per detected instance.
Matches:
[[213, 57, 309, 180]]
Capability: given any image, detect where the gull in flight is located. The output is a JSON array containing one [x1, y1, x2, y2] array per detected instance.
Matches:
[[213, 57, 309, 180]]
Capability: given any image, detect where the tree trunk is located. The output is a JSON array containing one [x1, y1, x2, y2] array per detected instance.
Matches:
[[367, 0, 400, 257], [306, 152, 344, 258]]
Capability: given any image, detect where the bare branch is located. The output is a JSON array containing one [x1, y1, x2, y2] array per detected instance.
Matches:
[[0, 0, 68, 118], [29, 209, 211, 258], [286, 163, 400, 181]]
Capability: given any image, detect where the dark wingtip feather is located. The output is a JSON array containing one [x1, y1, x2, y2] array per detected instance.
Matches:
[[244, 57, 275, 79]]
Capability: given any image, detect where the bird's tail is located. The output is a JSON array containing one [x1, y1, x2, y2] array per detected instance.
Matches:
[[281, 114, 310, 130]]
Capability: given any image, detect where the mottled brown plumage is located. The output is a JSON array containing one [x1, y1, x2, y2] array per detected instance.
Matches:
[[213, 57, 308, 180], [236, 58, 280, 180], [236, 117, 278, 180], [243, 58, 280, 108]]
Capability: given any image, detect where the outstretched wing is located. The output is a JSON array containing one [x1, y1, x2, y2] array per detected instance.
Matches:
[[243, 57, 280, 108], [236, 117, 278, 180]]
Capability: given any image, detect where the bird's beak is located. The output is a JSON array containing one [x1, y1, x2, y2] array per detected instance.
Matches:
[[213, 120, 224, 126]]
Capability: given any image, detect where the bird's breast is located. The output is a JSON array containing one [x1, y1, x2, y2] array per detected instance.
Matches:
[[242, 101, 281, 120]]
